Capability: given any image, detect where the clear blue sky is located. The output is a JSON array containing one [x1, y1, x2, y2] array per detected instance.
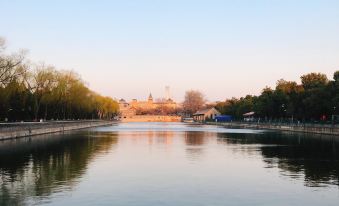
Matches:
[[1, 0, 339, 101]]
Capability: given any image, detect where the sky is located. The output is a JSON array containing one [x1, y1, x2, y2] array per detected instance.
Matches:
[[1, 0, 339, 102]]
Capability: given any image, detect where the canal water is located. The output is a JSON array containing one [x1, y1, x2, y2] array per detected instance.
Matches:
[[1, 122, 339, 205]]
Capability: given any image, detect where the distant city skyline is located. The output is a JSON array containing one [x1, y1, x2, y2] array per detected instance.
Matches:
[[1, 0, 339, 101], [119, 88, 175, 102]]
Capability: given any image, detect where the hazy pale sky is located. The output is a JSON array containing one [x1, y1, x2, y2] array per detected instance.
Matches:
[[1, 0, 339, 101]]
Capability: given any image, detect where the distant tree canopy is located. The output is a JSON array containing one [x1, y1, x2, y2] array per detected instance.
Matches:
[[0, 37, 118, 121], [216, 71, 339, 122], [135, 106, 181, 115]]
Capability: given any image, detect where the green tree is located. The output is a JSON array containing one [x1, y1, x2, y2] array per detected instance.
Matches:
[[301, 72, 328, 90], [275, 79, 304, 120], [330, 71, 339, 115], [301, 73, 331, 120], [333, 71, 339, 82]]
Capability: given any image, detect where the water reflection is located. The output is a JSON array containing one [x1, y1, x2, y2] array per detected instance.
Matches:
[[217, 132, 339, 187], [1, 123, 339, 205], [115, 131, 175, 146], [0, 131, 118, 205], [185, 132, 206, 145], [184, 132, 205, 161]]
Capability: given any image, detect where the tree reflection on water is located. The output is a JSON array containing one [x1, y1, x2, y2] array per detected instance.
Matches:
[[1, 126, 339, 205], [0, 131, 118, 205], [217, 132, 339, 187]]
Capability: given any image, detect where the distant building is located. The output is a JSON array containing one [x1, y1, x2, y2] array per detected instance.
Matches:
[[215, 115, 232, 122], [119, 99, 129, 108], [129, 93, 178, 110], [193, 108, 221, 122], [118, 92, 179, 118], [243, 111, 255, 122], [118, 99, 136, 118]]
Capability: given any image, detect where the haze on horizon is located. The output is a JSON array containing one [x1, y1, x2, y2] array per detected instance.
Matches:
[[1, 0, 338, 102]]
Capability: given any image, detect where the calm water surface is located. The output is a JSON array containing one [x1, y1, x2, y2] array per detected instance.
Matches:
[[1, 122, 339, 205]]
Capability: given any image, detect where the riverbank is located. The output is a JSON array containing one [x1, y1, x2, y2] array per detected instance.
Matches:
[[0, 120, 113, 140], [120, 115, 181, 122], [206, 121, 339, 136]]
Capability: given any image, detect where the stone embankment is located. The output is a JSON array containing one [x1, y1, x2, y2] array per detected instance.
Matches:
[[206, 121, 339, 135], [0, 120, 113, 140]]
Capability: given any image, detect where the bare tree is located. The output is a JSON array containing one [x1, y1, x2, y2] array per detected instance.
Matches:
[[24, 63, 57, 120], [0, 37, 27, 87], [183, 90, 206, 115], [0, 37, 5, 52]]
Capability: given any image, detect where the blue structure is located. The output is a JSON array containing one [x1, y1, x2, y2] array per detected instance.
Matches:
[[215, 115, 232, 122]]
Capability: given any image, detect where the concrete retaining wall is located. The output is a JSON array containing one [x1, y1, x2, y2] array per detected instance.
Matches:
[[206, 122, 339, 136], [0, 121, 113, 140]]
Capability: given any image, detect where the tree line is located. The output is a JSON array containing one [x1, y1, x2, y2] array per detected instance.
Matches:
[[216, 71, 339, 122], [135, 106, 181, 116], [0, 38, 118, 121]]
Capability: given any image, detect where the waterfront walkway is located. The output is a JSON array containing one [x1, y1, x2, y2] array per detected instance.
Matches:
[[206, 121, 339, 136]]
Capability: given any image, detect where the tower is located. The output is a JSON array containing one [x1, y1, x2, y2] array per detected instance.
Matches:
[[165, 86, 170, 100], [148, 93, 153, 102]]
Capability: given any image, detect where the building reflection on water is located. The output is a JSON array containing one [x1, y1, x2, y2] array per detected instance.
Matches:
[[117, 131, 175, 145], [115, 130, 217, 160]]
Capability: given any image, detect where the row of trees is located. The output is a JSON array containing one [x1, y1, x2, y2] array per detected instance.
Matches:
[[0, 38, 119, 121], [216, 72, 339, 122], [135, 107, 181, 115]]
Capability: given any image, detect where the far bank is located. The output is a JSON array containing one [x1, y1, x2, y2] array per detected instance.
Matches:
[[206, 121, 339, 136], [120, 115, 181, 122]]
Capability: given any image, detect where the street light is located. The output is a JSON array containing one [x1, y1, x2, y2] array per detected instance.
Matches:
[[332, 106, 337, 124], [281, 104, 286, 123], [332, 106, 337, 125]]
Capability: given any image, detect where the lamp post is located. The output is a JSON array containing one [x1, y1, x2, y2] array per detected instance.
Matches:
[[281, 104, 286, 123], [332, 106, 337, 125]]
